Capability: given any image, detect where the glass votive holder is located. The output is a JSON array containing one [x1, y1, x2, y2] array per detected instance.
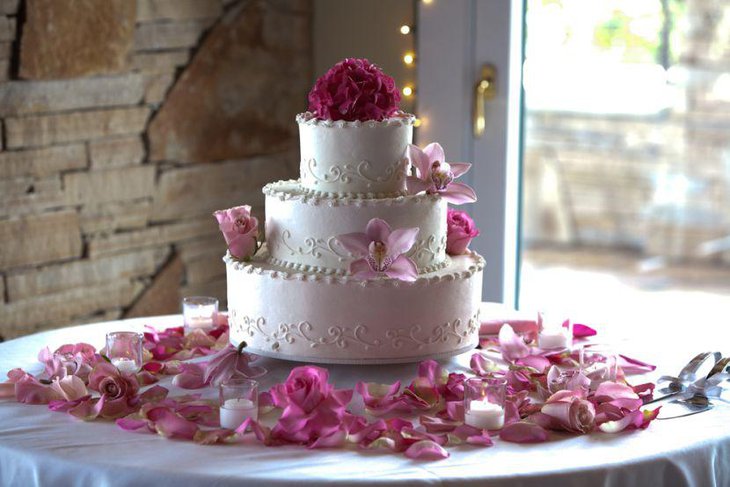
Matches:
[[579, 345, 618, 387], [183, 296, 219, 334], [537, 311, 573, 350], [105, 331, 144, 373], [219, 378, 259, 430], [464, 377, 506, 430]]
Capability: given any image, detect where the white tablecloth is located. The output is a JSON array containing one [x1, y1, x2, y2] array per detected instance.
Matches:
[[1, 312, 728, 487]]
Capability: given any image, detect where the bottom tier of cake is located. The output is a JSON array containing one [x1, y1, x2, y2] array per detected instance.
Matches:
[[225, 246, 485, 364]]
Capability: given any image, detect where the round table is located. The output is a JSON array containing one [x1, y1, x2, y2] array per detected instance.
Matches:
[[1, 312, 728, 487]]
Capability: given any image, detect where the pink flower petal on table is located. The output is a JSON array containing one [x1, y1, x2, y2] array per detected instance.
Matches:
[[598, 408, 660, 433], [594, 381, 640, 402], [480, 319, 539, 337], [356, 381, 406, 415], [50, 375, 87, 401], [148, 407, 199, 440], [335, 232, 371, 256], [618, 354, 656, 374], [308, 430, 347, 449], [194, 428, 235, 445], [386, 227, 419, 257], [68, 396, 105, 421], [16, 376, 59, 404], [517, 355, 551, 373], [365, 218, 391, 244], [172, 363, 208, 389], [470, 352, 498, 377], [449, 162, 471, 178], [572, 323, 597, 338], [384, 255, 418, 282], [404, 439, 449, 460], [632, 382, 655, 402], [500, 421, 549, 443], [116, 417, 149, 431], [441, 182, 477, 205], [139, 385, 169, 404], [498, 324, 531, 363], [420, 415, 460, 434]]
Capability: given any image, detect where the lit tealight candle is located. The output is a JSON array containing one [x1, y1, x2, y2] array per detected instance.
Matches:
[[465, 399, 505, 430], [111, 357, 139, 373], [220, 398, 257, 430], [538, 329, 571, 349]]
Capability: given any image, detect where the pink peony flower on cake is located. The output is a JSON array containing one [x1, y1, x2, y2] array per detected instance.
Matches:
[[336, 218, 419, 281], [213, 205, 259, 261], [407, 143, 477, 204], [308, 58, 401, 122], [446, 209, 480, 255]]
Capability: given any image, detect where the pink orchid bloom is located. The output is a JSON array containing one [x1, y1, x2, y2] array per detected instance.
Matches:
[[406, 142, 477, 204], [336, 218, 419, 281], [203, 342, 267, 386], [213, 205, 259, 261]]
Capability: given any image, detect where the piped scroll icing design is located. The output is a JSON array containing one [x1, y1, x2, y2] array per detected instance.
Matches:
[[230, 311, 381, 352], [406, 235, 447, 264], [278, 229, 355, 262], [229, 309, 480, 354], [302, 158, 406, 189], [385, 311, 480, 351]]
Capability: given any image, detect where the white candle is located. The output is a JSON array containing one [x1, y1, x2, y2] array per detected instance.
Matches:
[[538, 329, 571, 349], [186, 316, 214, 330], [111, 357, 139, 373], [465, 399, 505, 430], [220, 398, 257, 429]]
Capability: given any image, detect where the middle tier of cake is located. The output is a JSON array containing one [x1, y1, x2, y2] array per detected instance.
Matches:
[[263, 180, 448, 275]]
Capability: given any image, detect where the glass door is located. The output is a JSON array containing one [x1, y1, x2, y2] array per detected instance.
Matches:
[[520, 0, 730, 328]]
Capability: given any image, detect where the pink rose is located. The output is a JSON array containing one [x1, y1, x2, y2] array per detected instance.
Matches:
[[446, 209, 479, 255], [213, 205, 259, 260], [88, 362, 140, 418], [308, 58, 401, 122], [540, 390, 595, 434], [270, 366, 353, 445]]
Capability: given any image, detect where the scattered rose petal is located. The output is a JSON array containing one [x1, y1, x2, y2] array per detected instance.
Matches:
[[404, 440, 449, 460], [499, 421, 549, 443]]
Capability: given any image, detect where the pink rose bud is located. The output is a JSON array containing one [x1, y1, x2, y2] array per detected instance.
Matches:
[[446, 208, 480, 255], [214, 205, 259, 261]]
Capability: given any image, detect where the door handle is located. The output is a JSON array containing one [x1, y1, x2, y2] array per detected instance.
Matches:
[[473, 64, 497, 138]]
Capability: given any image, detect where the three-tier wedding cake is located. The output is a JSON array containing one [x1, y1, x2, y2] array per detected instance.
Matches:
[[218, 59, 484, 364]]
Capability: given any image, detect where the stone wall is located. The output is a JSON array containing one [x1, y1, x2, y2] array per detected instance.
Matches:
[[0, 0, 311, 339], [523, 0, 730, 265]]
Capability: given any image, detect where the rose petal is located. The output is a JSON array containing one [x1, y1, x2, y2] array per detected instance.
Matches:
[[499, 421, 549, 443], [498, 324, 531, 362], [572, 323, 597, 338], [404, 439, 449, 460]]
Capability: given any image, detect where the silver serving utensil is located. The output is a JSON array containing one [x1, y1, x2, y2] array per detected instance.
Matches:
[[657, 394, 714, 420], [653, 356, 730, 419], [646, 352, 722, 406]]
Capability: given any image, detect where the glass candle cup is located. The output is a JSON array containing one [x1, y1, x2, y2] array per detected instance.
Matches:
[[463, 377, 507, 430], [219, 378, 259, 430], [579, 345, 618, 388], [105, 331, 144, 373], [182, 296, 219, 334], [537, 311, 573, 350]]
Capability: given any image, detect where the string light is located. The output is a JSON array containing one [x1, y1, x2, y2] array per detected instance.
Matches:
[[400, 25, 411, 35], [422, 0, 433, 4], [402, 86, 414, 97], [403, 52, 415, 65], [413, 118, 422, 128]]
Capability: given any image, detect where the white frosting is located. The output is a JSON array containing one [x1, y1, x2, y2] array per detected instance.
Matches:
[[264, 180, 448, 274], [226, 247, 484, 364], [297, 112, 415, 196]]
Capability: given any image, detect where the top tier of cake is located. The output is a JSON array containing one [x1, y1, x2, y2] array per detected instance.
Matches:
[[297, 111, 415, 197]]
